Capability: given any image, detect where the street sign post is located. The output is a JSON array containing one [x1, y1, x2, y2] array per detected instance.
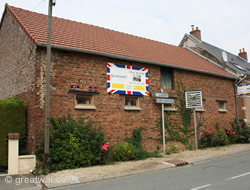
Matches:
[[185, 91, 203, 150], [155, 92, 174, 152]]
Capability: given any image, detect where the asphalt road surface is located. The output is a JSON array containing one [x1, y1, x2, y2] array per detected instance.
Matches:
[[56, 151, 250, 190]]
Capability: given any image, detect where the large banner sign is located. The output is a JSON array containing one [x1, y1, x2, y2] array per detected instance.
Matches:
[[237, 84, 250, 96], [107, 63, 149, 96]]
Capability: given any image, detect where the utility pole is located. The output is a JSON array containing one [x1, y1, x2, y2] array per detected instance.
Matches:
[[44, 0, 55, 175]]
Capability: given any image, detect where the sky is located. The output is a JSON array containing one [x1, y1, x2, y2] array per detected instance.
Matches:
[[1, 0, 250, 57]]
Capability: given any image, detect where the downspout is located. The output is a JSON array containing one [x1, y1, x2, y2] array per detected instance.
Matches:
[[234, 75, 247, 124]]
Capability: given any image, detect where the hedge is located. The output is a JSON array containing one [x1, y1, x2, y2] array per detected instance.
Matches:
[[0, 96, 27, 168]]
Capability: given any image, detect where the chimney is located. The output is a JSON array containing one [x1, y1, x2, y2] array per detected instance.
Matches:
[[190, 26, 201, 41], [238, 48, 248, 61]]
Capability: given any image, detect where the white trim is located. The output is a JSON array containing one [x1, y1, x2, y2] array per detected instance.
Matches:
[[164, 108, 177, 111], [218, 109, 228, 113], [124, 107, 141, 111], [75, 105, 96, 110], [195, 108, 206, 112]]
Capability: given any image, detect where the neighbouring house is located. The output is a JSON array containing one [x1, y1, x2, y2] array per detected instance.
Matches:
[[179, 26, 250, 124], [0, 5, 237, 154]]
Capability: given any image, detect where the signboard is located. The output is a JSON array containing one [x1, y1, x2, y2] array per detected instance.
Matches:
[[156, 98, 174, 104], [70, 85, 80, 91], [155, 93, 168, 98], [107, 63, 149, 96], [185, 91, 202, 108], [237, 84, 250, 96]]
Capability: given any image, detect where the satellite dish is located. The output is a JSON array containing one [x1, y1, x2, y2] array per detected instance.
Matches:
[[222, 51, 228, 62]]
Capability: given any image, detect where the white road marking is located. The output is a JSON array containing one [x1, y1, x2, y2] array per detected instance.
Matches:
[[226, 172, 250, 181], [191, 184, 211, 190]]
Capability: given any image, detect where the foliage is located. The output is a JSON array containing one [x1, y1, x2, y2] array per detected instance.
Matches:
[[150, 80, 206, 146], [113, 142, 136, 161], [0, 96, 27, 168], [199, 123, 229, 148], [166, 144, 180, 155], [35, 115, 107, 173], [212, 123, 229, 146], [100, 142, 113, 164], [126, 127, 161, 160], [199, 130, 214, 148], [213, 129, 229, 146], [228, 119, 250, 143]]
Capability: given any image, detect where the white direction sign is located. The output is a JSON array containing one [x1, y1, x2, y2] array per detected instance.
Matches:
[[155, 92, 168, 98], [156, 98, 174, 104]]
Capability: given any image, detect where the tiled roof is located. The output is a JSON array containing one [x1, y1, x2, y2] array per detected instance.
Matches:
[[4, 4, 235, 79]]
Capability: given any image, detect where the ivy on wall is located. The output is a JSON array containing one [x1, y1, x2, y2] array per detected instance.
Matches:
[[150, 80, 206, 147]]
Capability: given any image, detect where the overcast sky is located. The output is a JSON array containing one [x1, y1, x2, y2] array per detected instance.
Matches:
[[1, 0, 250, 57]]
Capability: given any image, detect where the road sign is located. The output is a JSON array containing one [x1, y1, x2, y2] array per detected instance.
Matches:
[[156, 98, 174, 104], [185, 91, 202, 108], [155, 92, 168, 98]]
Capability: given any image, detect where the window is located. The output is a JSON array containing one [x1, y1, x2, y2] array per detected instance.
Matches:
[[161, 67, 172, 90], [75, 94, 96, 109], [124, 97, 141, 110], [217, 101, 227, 112], [164, 103, 176, 111]]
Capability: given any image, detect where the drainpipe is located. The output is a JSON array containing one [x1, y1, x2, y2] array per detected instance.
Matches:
[[234, 75, 247, 124]]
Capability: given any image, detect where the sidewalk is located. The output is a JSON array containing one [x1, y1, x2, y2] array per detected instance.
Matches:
[[2, 144, 250, 190]]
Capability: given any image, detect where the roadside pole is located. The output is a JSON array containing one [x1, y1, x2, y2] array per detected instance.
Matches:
[[193, 109, 198, 149], [155, 90, 174, 153], [161, 103, 165, 152], [185, 91, 203, 150], [44, 0, 55, 175]]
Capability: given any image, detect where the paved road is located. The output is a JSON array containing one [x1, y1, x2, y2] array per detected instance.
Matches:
[[56, 151, 250, 190]]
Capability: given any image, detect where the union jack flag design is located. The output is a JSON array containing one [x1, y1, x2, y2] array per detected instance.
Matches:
[[237, 84, 250, 96], [107, 62, 149, 96]]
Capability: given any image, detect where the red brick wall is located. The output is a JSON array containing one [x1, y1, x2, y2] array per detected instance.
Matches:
[[33, 48, 237, 151]]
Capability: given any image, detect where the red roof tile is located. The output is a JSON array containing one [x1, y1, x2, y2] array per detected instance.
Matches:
[[4, 4, 235, 79]]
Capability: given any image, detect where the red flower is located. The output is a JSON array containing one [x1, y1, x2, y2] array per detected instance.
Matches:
[[201, 136, 205, 138], [101, 142, 110, 151]]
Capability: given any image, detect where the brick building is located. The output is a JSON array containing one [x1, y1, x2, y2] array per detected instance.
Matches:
[[0, 5, 237, 153], [180, 26, 250, 124]]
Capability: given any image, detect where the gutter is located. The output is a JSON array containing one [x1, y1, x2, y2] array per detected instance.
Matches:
[[234, 75, 247, 124], [37, 43, 236, 80]]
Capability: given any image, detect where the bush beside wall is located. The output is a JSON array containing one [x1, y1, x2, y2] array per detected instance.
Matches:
[[0, 96, 26, 168]]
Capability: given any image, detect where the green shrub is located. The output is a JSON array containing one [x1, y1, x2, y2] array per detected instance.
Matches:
[[199, 130, 214, 148], [0, 96, 27, 169], [113, 142, 136, 161], [228, 119, 250, 143], [213, 129, 229, 146], [166, 144, 180, 155], [126, 127, 161, 160], [36, 115, 107, 173]]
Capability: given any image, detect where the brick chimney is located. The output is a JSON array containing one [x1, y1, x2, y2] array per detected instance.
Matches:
[[238, 48, 248, 61], [190, 26, 201, 41]]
